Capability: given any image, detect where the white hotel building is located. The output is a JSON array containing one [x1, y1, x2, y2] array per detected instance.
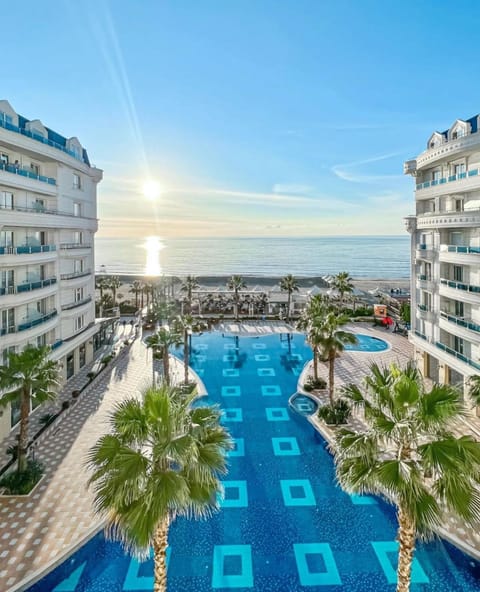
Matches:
[[405, 115, 480, 399], [0, 100, 112, 440]]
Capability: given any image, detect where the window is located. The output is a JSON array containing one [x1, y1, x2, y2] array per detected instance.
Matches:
[[73, 259, 84, 273], [455, 199, 463, 212], [66, 353, 75, 379], [37, 333, 46, 347], [1, 308, 15, 333], [30, 163, 39, 176], [79, 344, 86, 368], [1, 269, 14, 293], [453, 265, 463, 282], [454, 164, 466, 176], [455, 301, 464, 317], [34, 199, 45, 212], [73, 231, 82, 245], [454, 336, 464, 355], [0, 153, 8, 166], [73, 202, 81, 217], [75, 287, 84, 302], [73, 174, 81, 189], [0, 191, 14, 209], [432, 170, 441, 181], [0, 231, 14, 248], [74, 315, 84, 332]]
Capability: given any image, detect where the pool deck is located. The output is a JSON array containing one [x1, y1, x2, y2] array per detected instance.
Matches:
[[299, 322, 480, 561], [1, 321, 479, 591]]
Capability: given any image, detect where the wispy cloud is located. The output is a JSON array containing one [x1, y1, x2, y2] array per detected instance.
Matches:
[[272, 183, 313, 195], [332, 152, 404, 183]]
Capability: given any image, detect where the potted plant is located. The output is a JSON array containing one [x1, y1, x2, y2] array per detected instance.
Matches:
[[317, 399, 351, 426]]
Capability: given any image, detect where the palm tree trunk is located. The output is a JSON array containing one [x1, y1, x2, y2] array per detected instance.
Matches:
[[163, 350, 170, 385], [287, 293, 291, 322], [153, 517, 170, 592], [396, 507, 416, 592], [18, 386, 30, 472], [328, 352, 335, 405], [313, 348, 319, 381], [184, 330, 189, 385]]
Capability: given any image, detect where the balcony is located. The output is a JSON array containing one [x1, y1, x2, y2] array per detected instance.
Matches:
[[435, 341, 480, 371], [61, 296, 92, 311], [0, 204, 97, 232], [60, 269, 92, 281], [439, 245, 480, 265], [440, 311, 480, 335], [0, 277, 57, 297], [414, 167, 480, 199], [0, 111, 87, 164], [17, 309, 57, 332], [59, 243, 92, 250], [416, 209, 480, 229], [440, 277, 480, 294], [0, 244, 56, 255], [415, 244, 435, 260], [416, 304, 435, 322], [0, 161, 56, 185], [416, 274, 434, 290]]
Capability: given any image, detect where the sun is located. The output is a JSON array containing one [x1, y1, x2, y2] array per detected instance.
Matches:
[[142, 179, 161, 201]]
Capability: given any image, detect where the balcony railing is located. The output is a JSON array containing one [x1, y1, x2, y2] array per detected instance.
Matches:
[[0, 203, 97, 221], [440, 311, 480, 334], [0, 161, 56, 185], [444, 245, 480, 254], [0, 277, 56, 296], [59, 243, 92, 250], [440, 278, 480, 294], [61, 295, 92, 311], [414, 330, 427, 340], [0, 111, 87, 164], [51, 339, 63, 350], [435, 341, 480, 371], [60, 269, 91, 281], [416, 168, 480, 190], [16, 309, 57, 333], [0, 244, 56, 255], [417, 304, 430, 312]]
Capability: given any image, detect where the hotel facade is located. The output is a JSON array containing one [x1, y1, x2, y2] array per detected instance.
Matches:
[[0, 100, 110, 440], [405, 115, 480, 400]]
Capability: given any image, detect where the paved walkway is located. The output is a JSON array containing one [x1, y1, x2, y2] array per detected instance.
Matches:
[[299, 322, 480, 560]]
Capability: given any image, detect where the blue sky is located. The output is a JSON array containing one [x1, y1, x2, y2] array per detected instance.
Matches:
[[3, 0, 480, 238]]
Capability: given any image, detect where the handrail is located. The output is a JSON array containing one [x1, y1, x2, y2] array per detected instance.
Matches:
[[61, 296, 92, 311], [440, 277, 480, 294], [0, 277, 56, 296], [436, 342, 480, 371], [440, 311, 480, 334], [60, 269, 92, 280], [59, 243, 92, 249], [416, 168, 479, 190], [0, 244, 56, 255], [0, 204, 97, 221], [0, 161, 56, 185]]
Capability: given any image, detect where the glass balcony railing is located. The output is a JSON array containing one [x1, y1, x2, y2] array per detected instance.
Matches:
[[61, 296, 92, 311], [59, 243, 92, 250], [417, 303, 430, 312], [440, 311, 480, 334], [0, 244, 56, 255], [17, 309, 57, 332], [445, 245, 480, 254], [0, 161, 56, 185], [414, 330, 427, 340], [440, 278, 480, 294], [416, 168, 480, 190], [0, 203, 96, 221], [60, 269, 92, 280], [0, 277, 57, 296], [0, 111, 87, 164], [51, 339, 63, 350], [435, 341, 480, 371], [417, 274, 431, 281]]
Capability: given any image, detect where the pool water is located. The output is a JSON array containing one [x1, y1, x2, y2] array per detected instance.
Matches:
[[346, 333, 389, 352], [290, 394, 318, 416], [29, 332, 480, 591]]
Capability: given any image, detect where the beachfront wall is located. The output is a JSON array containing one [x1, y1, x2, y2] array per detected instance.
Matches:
[[0, 100, 106, 441], [405, 113, 480, 406]]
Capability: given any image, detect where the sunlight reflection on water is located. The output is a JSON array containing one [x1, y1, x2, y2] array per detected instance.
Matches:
[[143, 236, 163, 276]]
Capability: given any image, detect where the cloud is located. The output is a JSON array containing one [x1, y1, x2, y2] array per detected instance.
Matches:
[[272, 184, 313, 195], [332, 152, 404, 184]]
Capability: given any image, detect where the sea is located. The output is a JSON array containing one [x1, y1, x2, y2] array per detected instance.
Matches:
[[94, 236, 410, 279]]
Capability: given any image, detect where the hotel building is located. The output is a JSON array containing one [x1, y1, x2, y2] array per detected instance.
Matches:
[[0, 100, 111, 440], [405, 115, 480, 400]]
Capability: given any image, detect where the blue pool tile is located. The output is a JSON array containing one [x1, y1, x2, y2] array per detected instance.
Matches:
[[228, 437, 245, 457], [196, 343, 208, 350], [224, 343, 236, 350], [350, 493, 378, 505], [124, 548, 171, 590], [288, 353, 303, 361], [261, 385, 281, 397], [252, 342, 266, 349], [222, 408, 243, 423], [372, 541, 429, 584], [221, 385, 241, 397], [265, 407, 289, 421], [223, 368, 240, 378], [280, 479, 316, 506], [195, 354, 207, 363], [272, 437, 300, 456], [223, 354, 238, 363], [292, 367, 302, 376], [293, 543, 342, 586], [52, 562, 86, 591], [254, 354, 271, 362], [257, 367, 275, 377], [281, 341, 296, 349], [212, 545, 253, 588], [218, 480, 248, 508]]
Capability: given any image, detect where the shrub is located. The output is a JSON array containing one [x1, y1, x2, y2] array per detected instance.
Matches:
[[61, 400, 70, 411], [0, 460, 44, 495], [6, 445, 18, 460], [102, 354, 113, 365], [87, 371, 96, 382], [39, 413, 56, 426], [317, 399, 351, 425], [71, 389, 80, 399], [304, 376, 327, 391]]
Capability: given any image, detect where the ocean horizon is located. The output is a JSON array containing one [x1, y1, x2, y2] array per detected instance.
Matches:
[[95, 235, 410, 279]]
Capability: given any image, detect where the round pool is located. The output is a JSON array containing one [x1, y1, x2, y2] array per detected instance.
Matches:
[[346, 333, 389, 352], [290, 393, 318, 416]]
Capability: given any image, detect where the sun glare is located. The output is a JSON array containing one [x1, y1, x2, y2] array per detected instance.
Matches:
[[142, 179, 161, 200], [143, 236, 163, 276]]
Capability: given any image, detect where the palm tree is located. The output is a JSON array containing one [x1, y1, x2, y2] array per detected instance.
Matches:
[[146, 327, 182, 386], [87, 385, 232, 592], [468, 375, 480, 408], [108, 276, 122, 304], [297, 295, 332, 382], [0, 345, 60, 472], [227, 275, 246, 320], [180, 275, 200, 314], [332, 271, 354, 306], [144, 282, 154, 309], [317, 312, 357, 404], [96, 277, 110, 301], [336, 362, 480, 592], [130, 280, 143, 309], [173, 315, 208, 385], [280, 274, 299, 322]]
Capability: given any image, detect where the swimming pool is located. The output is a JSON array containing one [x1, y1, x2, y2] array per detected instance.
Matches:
[[28, 332, 480, 591], [346, 333, 389, 352]]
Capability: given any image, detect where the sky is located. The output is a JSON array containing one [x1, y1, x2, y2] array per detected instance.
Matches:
[[3, 0, 480, 239]]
